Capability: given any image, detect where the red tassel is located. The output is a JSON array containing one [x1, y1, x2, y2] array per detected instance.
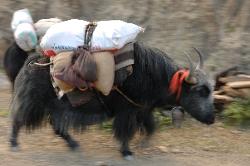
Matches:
[[169, 70, 189, 101]]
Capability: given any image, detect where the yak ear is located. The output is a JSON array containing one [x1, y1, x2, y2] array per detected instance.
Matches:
[[184, 52, 198, 84], [185, 76, 197, 85]]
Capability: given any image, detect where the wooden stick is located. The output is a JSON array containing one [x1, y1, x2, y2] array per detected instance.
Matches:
[[237, 74, 250, 79], [213, 94, 235, 103], [222, 86, 245, 98], [226, 81, 250, 89], [213, 90, 224, 95], [237, 88, 250, 98], [219, 75, 250, 83]]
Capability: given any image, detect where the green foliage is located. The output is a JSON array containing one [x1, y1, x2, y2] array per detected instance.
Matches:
[[0, 110, 9, 117], [99, 110, 172, 132], [153, 110, 172, 129], [99, 120, 113, 133], [223, 99, 250, 127]]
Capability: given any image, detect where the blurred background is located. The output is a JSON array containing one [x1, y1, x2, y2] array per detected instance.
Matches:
[[0, 0, 250, 76]]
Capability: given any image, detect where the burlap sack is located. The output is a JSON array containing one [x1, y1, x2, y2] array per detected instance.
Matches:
[[34, 18, 62, 38], [52, 51, 75, 93], [72, 47, 97, 82], [93, 51, 115, 96], [53, 50, 115, 96]]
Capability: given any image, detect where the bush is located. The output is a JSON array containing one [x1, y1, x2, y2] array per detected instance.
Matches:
[[100, 110, 172, 132], [223, 99, 250, 127]]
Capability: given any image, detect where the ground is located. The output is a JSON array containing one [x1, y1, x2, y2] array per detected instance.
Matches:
[[0, 71, 250, 166]]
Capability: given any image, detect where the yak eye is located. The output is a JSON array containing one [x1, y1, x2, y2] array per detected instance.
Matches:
[[196, 85, 210, 97], [195, 85, 210, 97]]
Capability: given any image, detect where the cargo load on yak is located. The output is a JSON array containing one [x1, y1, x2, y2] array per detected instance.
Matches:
[[40, 20, 139, 107]]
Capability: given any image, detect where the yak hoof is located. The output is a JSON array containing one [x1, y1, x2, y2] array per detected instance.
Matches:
[[10, 139, 19, 152], [10, 146, 20, 152], [68, 141, 80, 151], [70, 146, 80, 152], [122, 150, 133, 160], [124, 155, 134, 161]]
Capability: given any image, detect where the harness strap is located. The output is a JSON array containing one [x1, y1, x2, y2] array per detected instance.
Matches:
[[84, 22, 97, 49], [113, 86, 144, 108], [93, 89, 113, 116]]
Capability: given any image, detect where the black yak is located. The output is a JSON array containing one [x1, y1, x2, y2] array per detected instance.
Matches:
[[10, 42, 214, 159]]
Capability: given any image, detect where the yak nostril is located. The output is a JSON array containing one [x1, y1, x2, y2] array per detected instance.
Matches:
[[206, 114, 215, 125]]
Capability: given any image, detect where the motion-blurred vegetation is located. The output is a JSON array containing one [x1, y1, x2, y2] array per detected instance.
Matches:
[[222, 99, 250, 127], [100, 110, 172, 132]]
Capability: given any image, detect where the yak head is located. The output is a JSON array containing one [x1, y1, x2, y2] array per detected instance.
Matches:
[[173, 49, 215, 125]]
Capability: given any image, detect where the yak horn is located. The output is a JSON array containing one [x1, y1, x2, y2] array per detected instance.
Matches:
[[193, 47, 204, 70], [184, 52, 197, 84]]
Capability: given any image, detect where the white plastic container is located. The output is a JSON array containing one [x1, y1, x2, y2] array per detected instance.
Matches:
[[14, 23, 38, 51]]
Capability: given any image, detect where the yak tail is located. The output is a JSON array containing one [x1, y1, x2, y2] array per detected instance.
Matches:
[[11, 54, 53, 130], [3, 42, 28, 85]]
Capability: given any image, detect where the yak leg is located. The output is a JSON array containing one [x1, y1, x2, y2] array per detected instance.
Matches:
[[113, 110, 137, 160], [9, 118, 23, 151], [54, 130, 80, 151], [51, 124, 80, 151], [139, 111, 155, 148]]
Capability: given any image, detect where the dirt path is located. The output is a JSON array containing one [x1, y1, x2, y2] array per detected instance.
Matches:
[[0, 71, 250, 166]]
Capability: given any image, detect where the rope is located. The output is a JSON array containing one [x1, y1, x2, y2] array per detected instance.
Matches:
[[113, 86, 144, 108], [33, 62, 53, 66]]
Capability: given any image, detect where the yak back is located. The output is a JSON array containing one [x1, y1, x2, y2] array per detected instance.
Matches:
[[118, 42, 179, 106]]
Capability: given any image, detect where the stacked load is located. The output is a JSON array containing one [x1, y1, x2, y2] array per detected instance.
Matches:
[[40, 19, 143, 101], [213, 67, 250, 111]]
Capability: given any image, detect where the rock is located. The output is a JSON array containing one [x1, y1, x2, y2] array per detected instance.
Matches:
[[230, 130, 242, 134], [157, 146, 168, 153], [124, 155, 134, 161], [202, 146, 216, 151], [95, 161, 108, 166], [170, 148, 184, 154]]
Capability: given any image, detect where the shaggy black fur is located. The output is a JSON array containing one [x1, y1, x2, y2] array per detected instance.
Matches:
[[10, 42, 215, 158], [3, 42, 28, 87]]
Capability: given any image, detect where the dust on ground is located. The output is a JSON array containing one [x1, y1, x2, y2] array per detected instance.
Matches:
[[0, 71, 250, 166]]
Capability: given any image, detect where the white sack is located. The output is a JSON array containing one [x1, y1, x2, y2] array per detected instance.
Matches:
[[40, 19, 143, 56]]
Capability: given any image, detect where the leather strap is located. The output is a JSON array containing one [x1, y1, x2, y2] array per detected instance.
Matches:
[[84, 22, 97, 50]]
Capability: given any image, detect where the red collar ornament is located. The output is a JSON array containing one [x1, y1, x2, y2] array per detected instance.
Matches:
[[169, 69, 190, 101]]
